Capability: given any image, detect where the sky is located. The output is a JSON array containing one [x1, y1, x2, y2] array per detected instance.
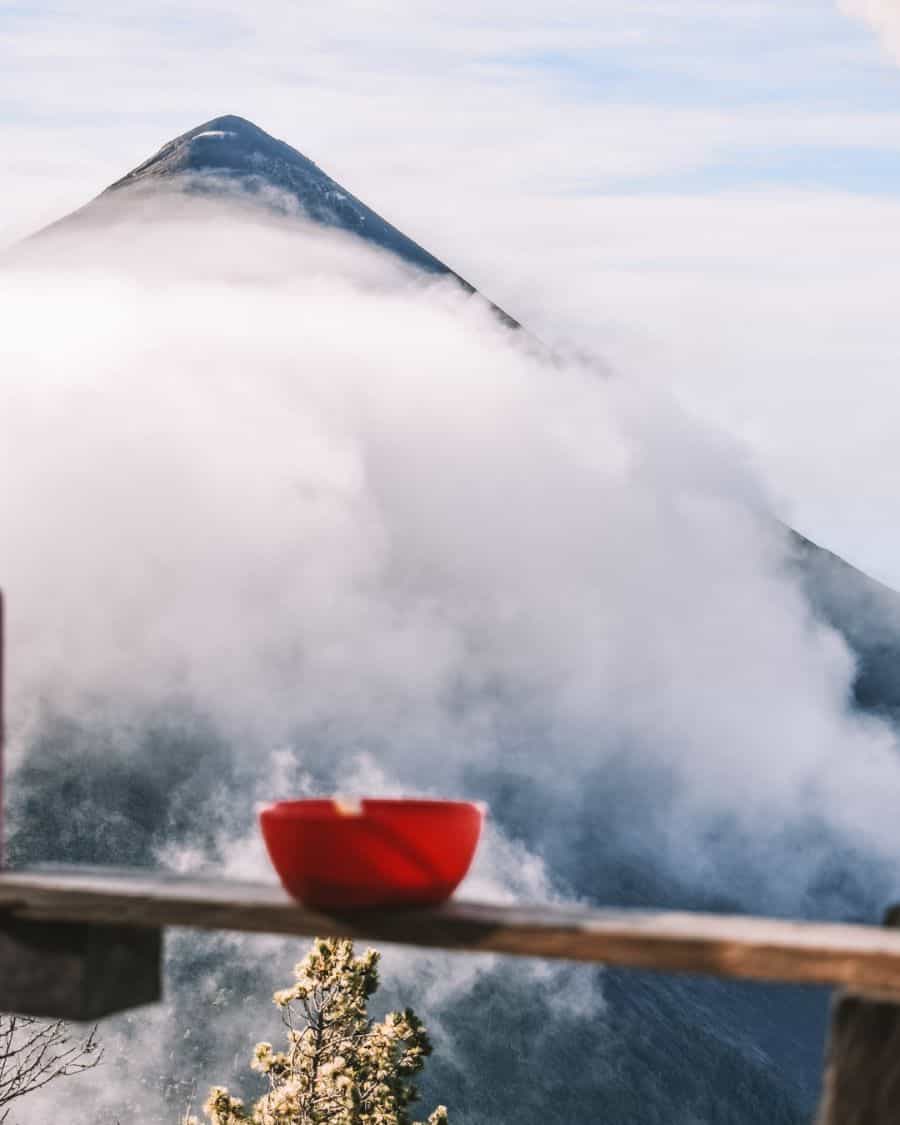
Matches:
[[4, 0, 900, 585]]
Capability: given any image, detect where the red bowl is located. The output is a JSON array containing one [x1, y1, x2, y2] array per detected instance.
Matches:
[[259, 797, 484, 909]]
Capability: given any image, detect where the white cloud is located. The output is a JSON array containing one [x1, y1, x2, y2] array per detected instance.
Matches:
[[0, 0, 884, 244], [4, 198, 900, 873], [841, 0, 900, 61], [6, 5, 900, 590], [375, 182, 900, 588], [8, 199, 900, 1120], [6, 2, 900, 590]]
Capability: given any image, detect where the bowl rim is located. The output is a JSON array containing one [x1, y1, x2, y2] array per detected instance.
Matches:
[[259, 797, 487, 820]]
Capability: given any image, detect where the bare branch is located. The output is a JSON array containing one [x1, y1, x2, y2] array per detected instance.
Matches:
[[0, 1014, 101, 1113]]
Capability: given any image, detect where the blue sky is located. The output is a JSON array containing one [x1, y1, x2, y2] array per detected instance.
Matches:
[[4, 0, 900, 583], [4, 0, 900, 217]]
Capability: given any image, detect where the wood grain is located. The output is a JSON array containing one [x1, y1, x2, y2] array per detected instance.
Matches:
[[816, 909, 900, 1125], [816, 994, 900, 1124], [0, 868, 899, 995]]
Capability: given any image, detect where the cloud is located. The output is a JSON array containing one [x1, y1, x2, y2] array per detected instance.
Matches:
[[840, 0, 900, 61], [5, 195, 900, 884], [427, 184, 900, 589], [4, 185, 900, 1120], [0, 0, 890, 245], [7, 4, 900, 600]]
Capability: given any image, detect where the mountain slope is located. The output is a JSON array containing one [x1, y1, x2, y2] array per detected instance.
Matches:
[[31, 113, 520, 328]]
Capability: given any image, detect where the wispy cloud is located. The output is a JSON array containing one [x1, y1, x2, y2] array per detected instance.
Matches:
[[840, 0, 900, 61], [1, 0, 894, 239]]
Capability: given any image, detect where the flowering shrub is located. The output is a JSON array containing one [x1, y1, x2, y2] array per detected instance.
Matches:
[[187, 937, 448, 1125]]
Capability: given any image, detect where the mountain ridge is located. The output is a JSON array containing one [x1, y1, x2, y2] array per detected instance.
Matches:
[[29, 113, 521, 328]]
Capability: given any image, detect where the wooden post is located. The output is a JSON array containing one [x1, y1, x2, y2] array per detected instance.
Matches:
[[0, 915, 161, 1020], [817, 907, 900, 1124], [0, 596, 162, 1020]]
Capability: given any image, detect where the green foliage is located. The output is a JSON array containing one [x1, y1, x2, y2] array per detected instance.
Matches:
[[187, 938, 448, 1125]]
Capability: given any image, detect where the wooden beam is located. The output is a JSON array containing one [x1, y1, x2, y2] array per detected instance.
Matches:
[[1, 868, 900, 995], [0, 914, 161, 1020], [816, 908, 900, 1124]]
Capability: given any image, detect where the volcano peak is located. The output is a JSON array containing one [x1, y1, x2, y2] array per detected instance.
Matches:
[[27, 114, 520, 323]]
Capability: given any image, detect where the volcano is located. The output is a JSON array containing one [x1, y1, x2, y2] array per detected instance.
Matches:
[[37, 111, 900, 715], [12, 113, 900, 1125], [31, 113, 520, 328]]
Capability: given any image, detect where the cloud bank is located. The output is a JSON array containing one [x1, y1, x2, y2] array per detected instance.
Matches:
[[4, 198, 900, 1120]]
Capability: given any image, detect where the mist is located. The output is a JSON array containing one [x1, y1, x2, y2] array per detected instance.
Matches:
[[3, 197, 900, 1121]]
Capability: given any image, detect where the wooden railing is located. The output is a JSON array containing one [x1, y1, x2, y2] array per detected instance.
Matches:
[[0, 607, 892, 1122], [0, 866, 896, 1124], [2, 866, 900, 991]]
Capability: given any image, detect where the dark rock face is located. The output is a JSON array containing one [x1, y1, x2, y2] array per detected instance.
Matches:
[[31, 114, 520, 328], [105, 114, 456, 278], [790, 532, 900, 717], [12, 115, 900, 1125]]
